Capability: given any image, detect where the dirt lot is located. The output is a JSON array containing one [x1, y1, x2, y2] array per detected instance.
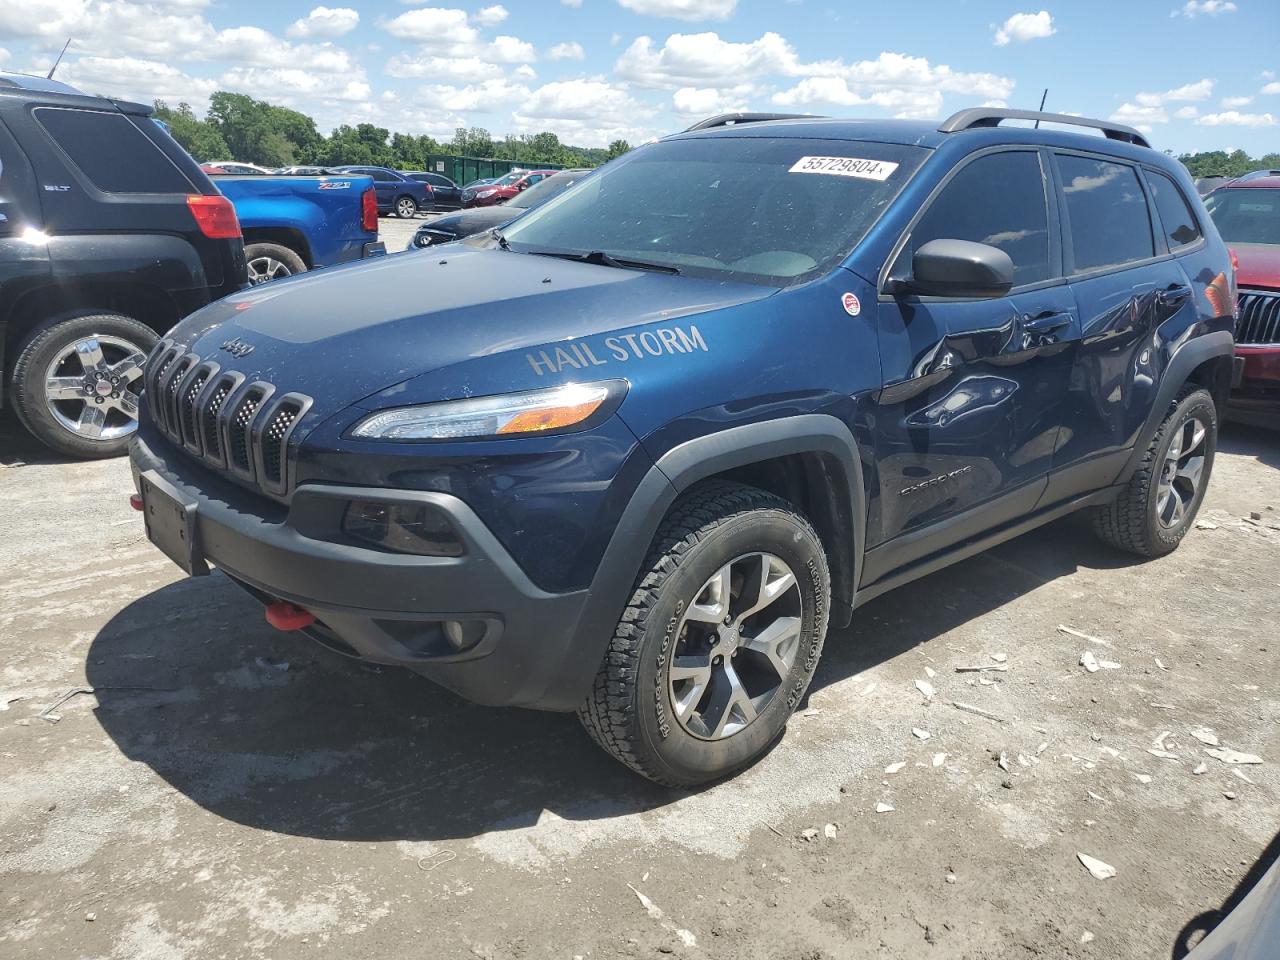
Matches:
[[1, 265, 1278, 959]]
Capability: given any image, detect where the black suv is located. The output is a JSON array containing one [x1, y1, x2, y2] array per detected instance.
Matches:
[[0, 73, 245, 458]]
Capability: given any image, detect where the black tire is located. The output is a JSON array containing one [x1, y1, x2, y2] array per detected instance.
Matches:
[[244, 242, 306, 285], [579, 481, 831, 787], [1092, 386, 1217, 557], [394, 195, 419, 219], [10, 312, 157, 460]]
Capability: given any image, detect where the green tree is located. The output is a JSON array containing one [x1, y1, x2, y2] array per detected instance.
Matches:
[[605, 139, 631, 161], [152, 100, 228, 161], [206, 91, 321, 167]]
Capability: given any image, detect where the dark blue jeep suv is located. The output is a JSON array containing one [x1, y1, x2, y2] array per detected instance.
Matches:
[[131, 109, 1236, 786]]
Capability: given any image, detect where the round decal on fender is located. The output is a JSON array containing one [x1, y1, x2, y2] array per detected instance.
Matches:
[[841, 292, 861, 317]]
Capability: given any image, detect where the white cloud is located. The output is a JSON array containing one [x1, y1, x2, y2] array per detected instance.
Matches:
[[1195, 110, 1277, 127], [512, 77, 656, 146], [486, 35, 537, 63], [1134, 78, 1213, 106], [286, 6, 358, 39], [380, 7, 478, 47], [616, 0, 737, 20], [1221, 95, 1252, 108], [417, 76, 530, 111], [473, 5, 509, 27], [385, 53, 504, 81], [671, 84, 751, 116], [561, 0, 583, 6], [1262, 81, 1280, 96], [993, 11, 1055, 46], [548, 41, 586, 61], [1111, 102, 1170, 125], [56, 54, 217, 106], [772, 52, 1015, 118], [1174, 0, 1236, 15], [616, 32, 800, 87], [1174, 105, 1199, 119], [219, 65, 371, 103]]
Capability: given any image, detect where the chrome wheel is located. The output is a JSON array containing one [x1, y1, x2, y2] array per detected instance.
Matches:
[[247, 255, 293, 285], [43, 335, 147, 442], [1157, 416, 1207, 528], [668, 552, 803, 741], [397, 197, 417, 218]]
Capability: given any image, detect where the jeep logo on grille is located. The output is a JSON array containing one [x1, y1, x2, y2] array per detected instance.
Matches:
[[220, 337, 255, 359]]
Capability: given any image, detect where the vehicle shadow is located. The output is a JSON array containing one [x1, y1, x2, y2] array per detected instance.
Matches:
[[1170, 829, 1280, 958], [86, 511, 1138, 845], [0, 408, 68, 467], [1219, 420, 1280, 471]]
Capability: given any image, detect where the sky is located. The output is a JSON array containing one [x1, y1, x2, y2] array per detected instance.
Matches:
[[0, 0, 1277, 153]]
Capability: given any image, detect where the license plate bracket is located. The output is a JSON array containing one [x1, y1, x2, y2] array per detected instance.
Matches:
[[140, 470, 209, 577]]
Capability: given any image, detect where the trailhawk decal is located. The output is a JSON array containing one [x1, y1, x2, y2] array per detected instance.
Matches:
[[789, 156, 898, 181], [527, 324, 708, 376]]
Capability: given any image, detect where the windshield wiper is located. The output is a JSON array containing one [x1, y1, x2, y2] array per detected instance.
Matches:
[[490, 228, 510, 250], [526, 248, 681, 275]]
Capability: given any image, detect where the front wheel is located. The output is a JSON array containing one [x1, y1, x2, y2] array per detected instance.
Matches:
[[579, 481, 831, 787], [394, 196, 418, 219], [1092, 385, 1218, 557], [9, 312, 156, 459]]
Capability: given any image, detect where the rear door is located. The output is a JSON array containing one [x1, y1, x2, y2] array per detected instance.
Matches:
[[0, 111, 50, 389], [867, 148, 1079, 578], [1044, 151, 1197, 500]]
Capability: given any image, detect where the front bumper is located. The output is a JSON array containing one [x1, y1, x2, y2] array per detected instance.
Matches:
[[130, 431, 592, 709], [1228, 345, 1280, 429]]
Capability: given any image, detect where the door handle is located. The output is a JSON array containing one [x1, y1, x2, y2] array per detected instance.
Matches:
[[1023, 312, 1072, 334], [1158, 284, 1191, 307]]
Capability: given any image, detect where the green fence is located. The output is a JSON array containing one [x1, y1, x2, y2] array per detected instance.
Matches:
[[421, 154, 565, 186]]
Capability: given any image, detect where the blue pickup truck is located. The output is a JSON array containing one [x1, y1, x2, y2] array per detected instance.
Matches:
[[212, 174, 386, 284]]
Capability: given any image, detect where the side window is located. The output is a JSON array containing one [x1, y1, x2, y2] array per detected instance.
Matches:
[[912, 151, 1051, 287], [33, 107, 193, 194], [1146, 169, 1201, 249], [1057, 154, 1154, 272], [369, 169, 395, 182]]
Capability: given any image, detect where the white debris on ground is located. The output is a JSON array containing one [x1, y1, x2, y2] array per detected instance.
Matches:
[[1077, 853, 1117, 880]]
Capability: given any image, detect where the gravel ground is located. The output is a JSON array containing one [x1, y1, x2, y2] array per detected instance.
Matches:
[[0, 277, 1277, 958]]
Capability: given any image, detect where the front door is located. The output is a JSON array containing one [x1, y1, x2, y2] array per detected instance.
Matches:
[[866, 149, 1079, 581]]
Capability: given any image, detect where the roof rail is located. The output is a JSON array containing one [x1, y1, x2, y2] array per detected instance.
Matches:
[[683, 112, 824, 132], [938, 108, 1151, 149], [1235, 169, 1280, 182]]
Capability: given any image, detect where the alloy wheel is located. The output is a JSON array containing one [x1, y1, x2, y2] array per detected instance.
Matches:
[[1156, 416, 1207, 528], [43, 335, 147, 442], [668, 552, 804, 740], [247, 255, 293, 285], [397, 198, 417, 218]]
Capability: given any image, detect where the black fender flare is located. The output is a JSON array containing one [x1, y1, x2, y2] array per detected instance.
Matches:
[[550, 414, 865, 710], [1119, 329, 1235, 482]]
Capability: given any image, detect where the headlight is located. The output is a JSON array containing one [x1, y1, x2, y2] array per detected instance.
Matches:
[[477, 189, 497, 198], [348, 381, 622, 441]]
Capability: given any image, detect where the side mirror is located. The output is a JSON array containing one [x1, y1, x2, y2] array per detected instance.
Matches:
[[903, 239, 1014, 299], [516, 181, 528, 191]]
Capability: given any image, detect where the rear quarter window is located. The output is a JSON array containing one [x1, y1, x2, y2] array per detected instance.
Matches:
[[33, 107, 194, 194], [1146, 169, 1201, 249]]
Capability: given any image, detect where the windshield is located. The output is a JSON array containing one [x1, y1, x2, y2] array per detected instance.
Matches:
[[493, 172, 523, 187], [1205, 188, 1280, 244], [508, 172, 588, 210], [500, 136, 928, 285]]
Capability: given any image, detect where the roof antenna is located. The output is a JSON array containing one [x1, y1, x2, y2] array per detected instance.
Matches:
[[1034, 88, 1048, 128], [47, 38, 72, 80]]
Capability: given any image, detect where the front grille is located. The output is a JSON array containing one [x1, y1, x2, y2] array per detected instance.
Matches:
[[141, 339, 312, 498], [1236, 289, 1280, 345]]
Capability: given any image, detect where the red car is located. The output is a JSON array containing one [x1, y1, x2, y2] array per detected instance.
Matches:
[[462, 169, 558, 208], [1204, 173, 1280, 427]]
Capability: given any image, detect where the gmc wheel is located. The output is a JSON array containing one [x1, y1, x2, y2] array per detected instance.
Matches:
[[10, 312, 156, 460], [579, 481, 831, 787]]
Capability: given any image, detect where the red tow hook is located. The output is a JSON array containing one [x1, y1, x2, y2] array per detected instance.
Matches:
[[264, 602, 316, 632], [129, 493, 144, 511]]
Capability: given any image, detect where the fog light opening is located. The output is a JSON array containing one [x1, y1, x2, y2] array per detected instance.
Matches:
[[443, 619, 486, 653]]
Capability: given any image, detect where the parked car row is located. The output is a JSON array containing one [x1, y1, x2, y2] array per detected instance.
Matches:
[[408, 169, 591, 248]]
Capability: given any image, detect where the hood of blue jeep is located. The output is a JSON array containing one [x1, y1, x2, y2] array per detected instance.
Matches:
[[170, 245, 773, 410]]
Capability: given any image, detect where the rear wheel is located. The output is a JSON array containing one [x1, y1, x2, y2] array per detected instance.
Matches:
[[1092, 386, 1217, 556], [245, 242, 306, 285], [10, 313, 155, 459], [579, 481, 830, 787], [394, 195, 418, 219]]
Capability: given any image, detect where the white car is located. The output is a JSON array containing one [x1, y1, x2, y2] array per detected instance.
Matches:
[[205, 161, 274, 176]]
